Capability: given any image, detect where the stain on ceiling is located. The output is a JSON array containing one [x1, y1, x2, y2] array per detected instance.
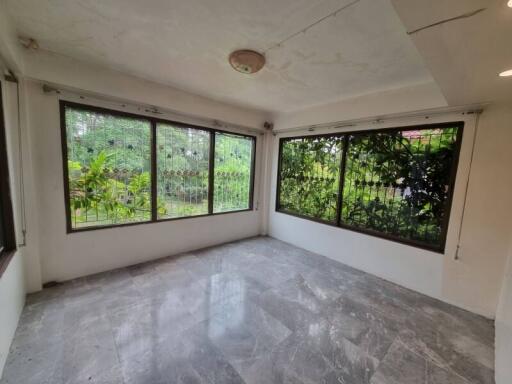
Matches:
[[4, 0, 434, 113]]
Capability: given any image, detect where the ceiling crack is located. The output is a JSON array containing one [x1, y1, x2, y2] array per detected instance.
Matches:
[[407, 8, 486, 35], [263, 0, 362, 54]]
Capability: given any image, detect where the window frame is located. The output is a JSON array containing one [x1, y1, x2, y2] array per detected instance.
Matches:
[[275, 132, 347, 225], [0, 81, 17, 277], [60, 100, 257, 233], [212, 130, 257, 214], [276, 122, 464, 253]]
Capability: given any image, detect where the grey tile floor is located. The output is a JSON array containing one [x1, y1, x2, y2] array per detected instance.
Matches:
[[1, 236, 495, 384]]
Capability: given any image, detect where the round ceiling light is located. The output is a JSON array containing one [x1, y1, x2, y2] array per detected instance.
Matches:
[[499, 69, 512, 77], [229, 50, 265, 74]]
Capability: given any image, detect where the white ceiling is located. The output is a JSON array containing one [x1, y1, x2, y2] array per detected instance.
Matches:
[[4, 0, 434, 113], [392, 0, 512, 106]]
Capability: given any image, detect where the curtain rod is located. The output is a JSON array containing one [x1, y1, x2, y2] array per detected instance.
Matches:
[[40, 82, 266, 136], [273, 104, 485, 136]]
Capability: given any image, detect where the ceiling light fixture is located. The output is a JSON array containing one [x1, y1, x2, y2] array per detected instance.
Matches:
[[499, 69, 512, 77], [229, 50, 265, 74], [508, 0, 512, 7]]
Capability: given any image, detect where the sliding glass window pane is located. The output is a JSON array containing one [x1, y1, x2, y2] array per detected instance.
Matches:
[[156, 123, 209, 219], [65, 107, 151, 229], [213, 133, 253, 213], [341, 126, 460, 248], [278, 135, 344, 222]]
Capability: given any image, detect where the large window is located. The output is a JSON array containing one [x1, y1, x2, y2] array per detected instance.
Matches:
[[61, 101, 256, 231], [277, 123, 463, 252], [0, 82, 16, 273]]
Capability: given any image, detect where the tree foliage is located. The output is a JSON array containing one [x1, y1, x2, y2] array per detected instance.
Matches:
[[279, 136, 343, 221], [65, 107, 254, 228], [278, 127, 459, 247]]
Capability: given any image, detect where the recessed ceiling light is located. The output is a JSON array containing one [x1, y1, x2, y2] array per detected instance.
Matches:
[[508, 0, 512, 7], [229, 50, 265, 74], [499, 69, 512, 77]]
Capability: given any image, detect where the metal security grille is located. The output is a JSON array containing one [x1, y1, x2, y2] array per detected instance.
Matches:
[[61, 102, 256, 232], [277, 135, 344, 222], [156, 123, 210, 219], [341, 127, 460, 246], [276, 123, 463, 252], [65, 108, 151, 228], [213, 132, 254, 213]]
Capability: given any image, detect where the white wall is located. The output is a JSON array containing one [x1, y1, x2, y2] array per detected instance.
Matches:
[[496, 238, 512, 384], [269, 100, 512, 318], [0, 77, 27, 375], [0, 250, 25, 375], [441, 103, 512, 317], [0, 6, 27, 376], [23, 77, 267, 283], [3, 78, 43, 294], [272, 81, 447, 130], [22, 49, 270, 130]]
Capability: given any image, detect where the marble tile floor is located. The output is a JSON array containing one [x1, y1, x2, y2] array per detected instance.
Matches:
[[0, 236, 495, 384]]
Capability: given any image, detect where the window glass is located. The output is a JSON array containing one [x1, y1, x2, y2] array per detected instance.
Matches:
[[276, 124, 462, 251], [156, 123, 210, 219], [213, 132, 254, 213], [341, 127, 460, 247], [278, 135, 344, 222], [62, 103, 256, 231], [65, 106, 151, 228]]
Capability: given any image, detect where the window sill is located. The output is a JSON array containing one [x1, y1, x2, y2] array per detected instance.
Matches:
[[275, 209, 444, 254], [67, 208, 254, 233]]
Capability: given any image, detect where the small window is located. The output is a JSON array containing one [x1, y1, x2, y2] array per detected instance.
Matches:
[[214, 132, 255, 213], [276, 123, 463, 252], [61, 101, 256, 232], [0, 82, 16, 266]]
